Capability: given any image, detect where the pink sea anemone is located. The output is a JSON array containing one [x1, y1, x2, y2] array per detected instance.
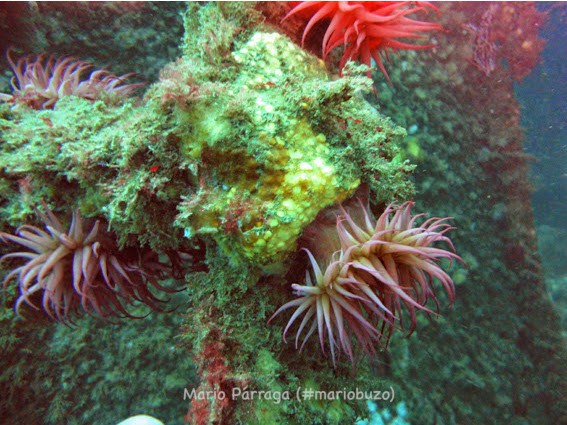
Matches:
[[270, 201, 461, 366], [270, 248, 387, 366], [1, 52, 145, 109], [285, 1, 441, 81], [0, 204, 173, 321]]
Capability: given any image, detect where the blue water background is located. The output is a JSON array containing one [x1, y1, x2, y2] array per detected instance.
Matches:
[[516, 3, 566, 230], [515, 3, 566, 324]]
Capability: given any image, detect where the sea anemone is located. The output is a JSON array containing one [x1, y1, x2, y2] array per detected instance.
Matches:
[[284, 1, 441, 81], [1, 52, 145, 109], [270, 201, 461, 365], [0, 204, 173, 321], [269, 248, 389, 366]]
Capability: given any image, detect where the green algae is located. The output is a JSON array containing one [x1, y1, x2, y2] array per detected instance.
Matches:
[[171, 28, 413, 266], [0, 95, 190, 251], [0, 2, 416, 423], [0, 4, 435, 425]]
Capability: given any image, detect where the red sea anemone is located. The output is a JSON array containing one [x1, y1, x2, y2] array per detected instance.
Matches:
[[1, 52, 145, 109], [285, 1, 441, 82], [270, 201, 461, 366], [0, 205, 173, 321]]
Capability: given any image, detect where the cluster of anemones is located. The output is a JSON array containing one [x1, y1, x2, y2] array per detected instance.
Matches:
[[270, 201, 461, 366], [0, 52, 145, 109], [284, 1, 441, 81], [0, 204, 174, 322]]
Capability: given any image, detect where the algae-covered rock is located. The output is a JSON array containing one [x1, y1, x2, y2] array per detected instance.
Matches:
[[171, 30, 412, 265], [0, 3, 417, 425], [0, 95, 191, 251], [1, 25, 411, 266]]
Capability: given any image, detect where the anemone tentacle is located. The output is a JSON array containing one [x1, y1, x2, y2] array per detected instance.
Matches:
[[1, 51, 145, 109], [271, 201, 462, 366], [284, 1, 441, 81], [0, 205, 173, 321]]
